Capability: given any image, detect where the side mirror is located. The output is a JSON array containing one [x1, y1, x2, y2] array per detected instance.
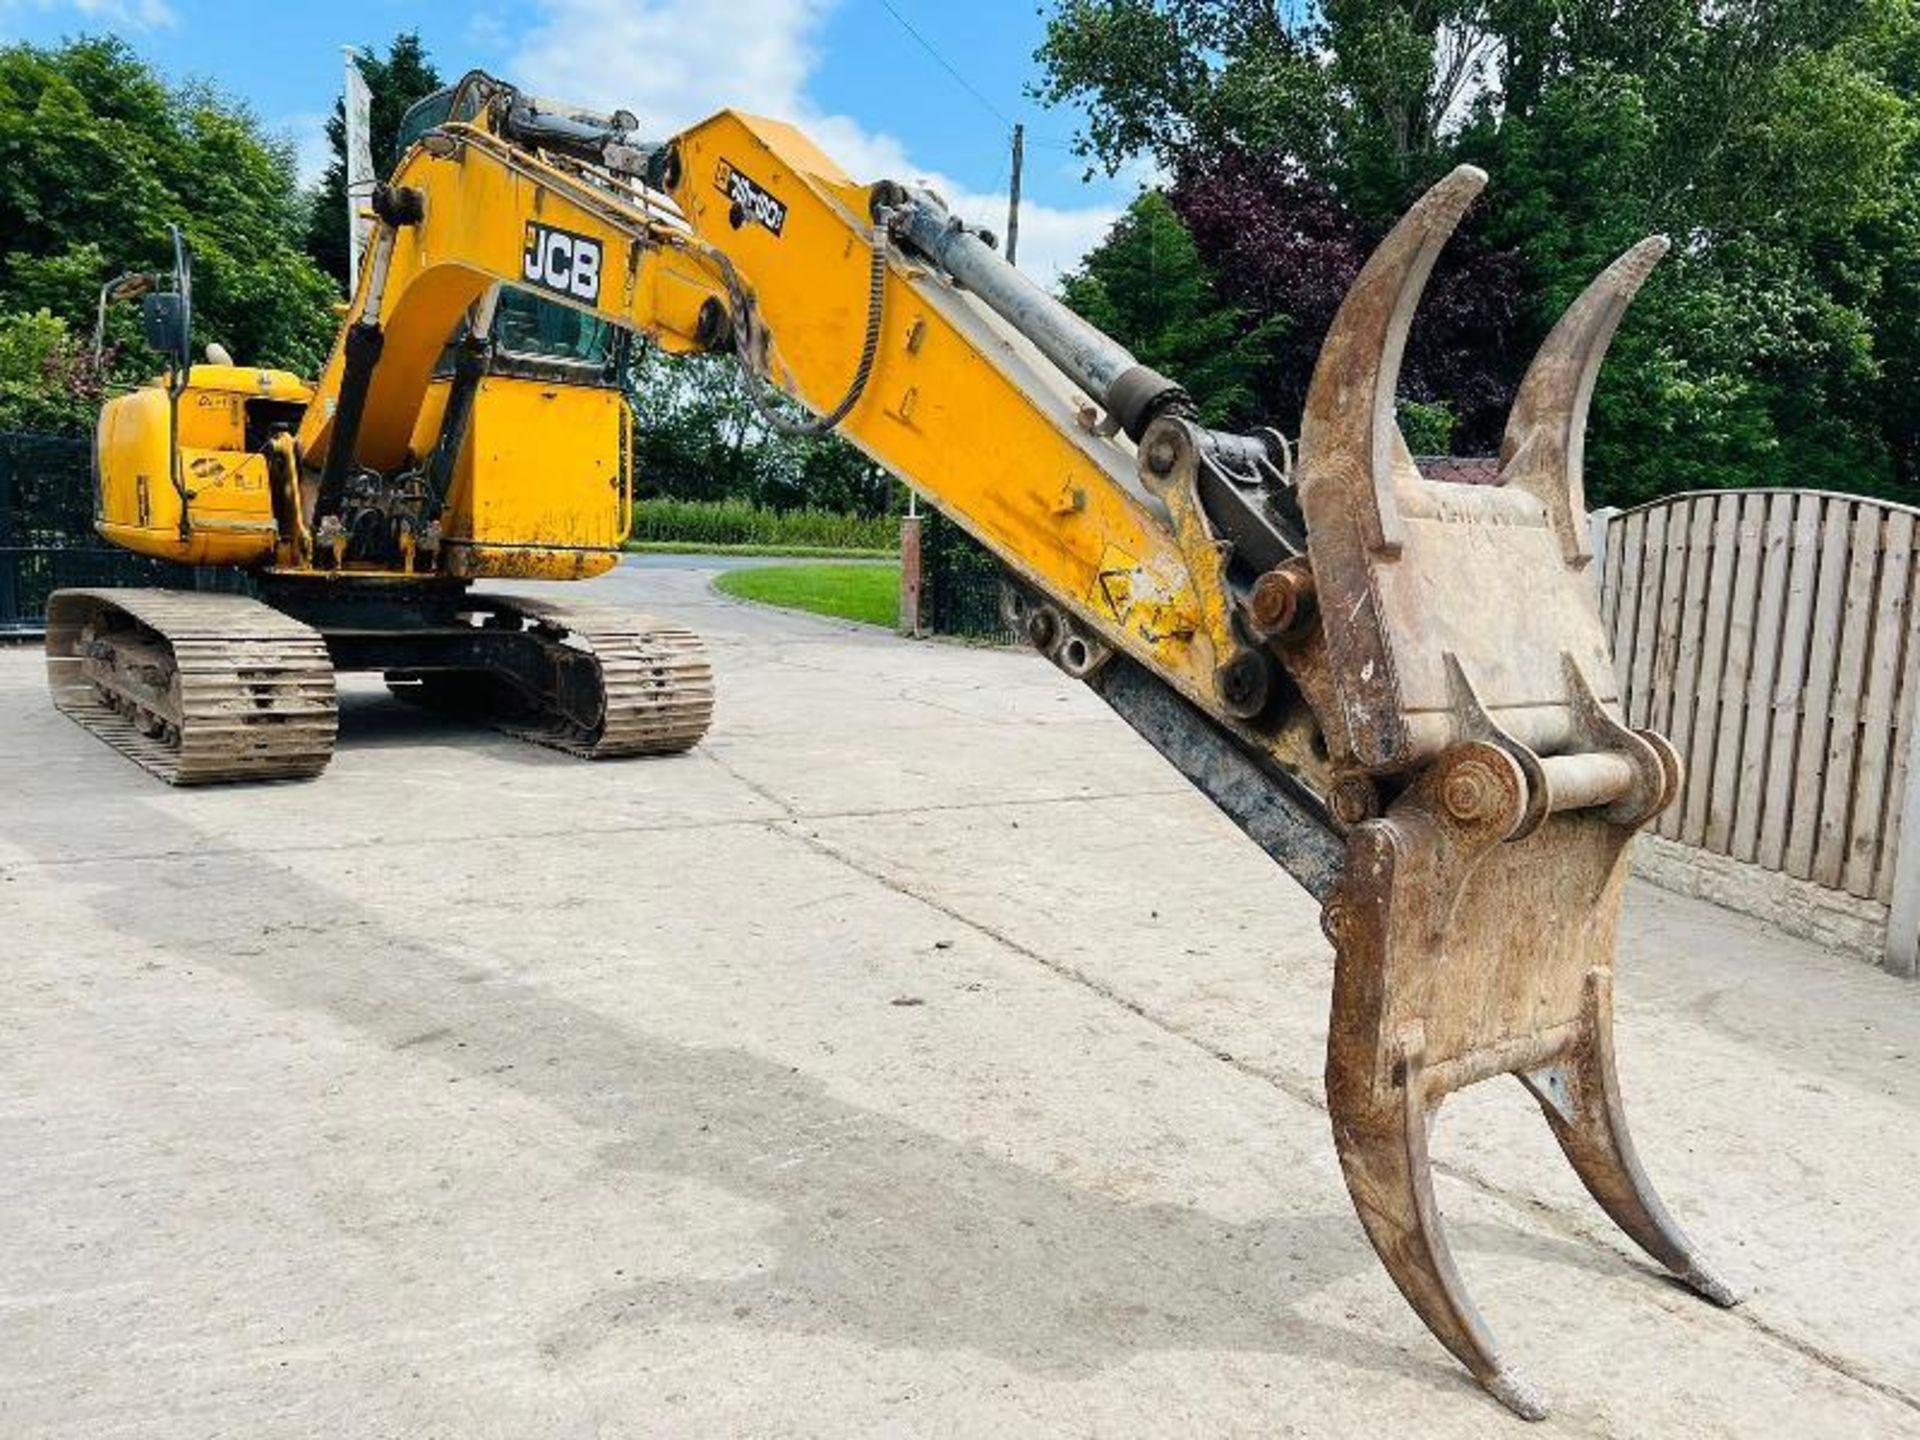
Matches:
[[142, 291, 189, 368]]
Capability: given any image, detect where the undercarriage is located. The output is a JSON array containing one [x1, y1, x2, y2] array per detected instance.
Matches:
[[44, 581, 713, 784]]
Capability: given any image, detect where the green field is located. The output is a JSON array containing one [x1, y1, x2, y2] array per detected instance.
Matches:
[[714, 562, 901, 628]]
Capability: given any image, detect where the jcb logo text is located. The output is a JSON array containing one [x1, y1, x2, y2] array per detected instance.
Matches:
[[521, 223, 602, 303], [714, 161, 787, 236]]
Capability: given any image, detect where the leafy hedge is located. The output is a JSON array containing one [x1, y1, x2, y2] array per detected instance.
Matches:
[[632, 498, 898, 552]]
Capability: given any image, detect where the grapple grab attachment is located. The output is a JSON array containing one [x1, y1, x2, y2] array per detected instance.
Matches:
[[1294, 166, 1738, 1417]]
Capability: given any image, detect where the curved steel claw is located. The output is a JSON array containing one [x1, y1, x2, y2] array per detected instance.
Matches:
[[1302, 168, 1731, 1421], [1520, 972, 1742, 1308], [1500, 236, 1671, 565], [1331, 1032, 1550, 1421], [1298, 164, 1487, 557]]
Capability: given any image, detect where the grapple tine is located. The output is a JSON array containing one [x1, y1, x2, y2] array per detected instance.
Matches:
[[1323, 741, 1555, 1420], [1298, 164, 1487, 557], [1331, 1008, 1550, 1419], [1292, 177, 1733, 1419], [1499, 236, 1671, 565], [1520, 972, 1741, 1308]]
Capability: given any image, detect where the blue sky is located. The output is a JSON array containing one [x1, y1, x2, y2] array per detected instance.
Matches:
[[0, 0, 1148, 279]]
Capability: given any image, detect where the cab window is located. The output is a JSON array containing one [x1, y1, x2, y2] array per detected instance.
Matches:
[[402, 90, 625, 386], [493, 289, 617, 368], [395, 89, 460, 155]]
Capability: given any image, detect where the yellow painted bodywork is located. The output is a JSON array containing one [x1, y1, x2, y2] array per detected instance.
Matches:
[[660, 113, 1227, 712], [95, 365, 309, 566], [97, 359, 630, 581], [293, 132, 721, 480], [405, 374, 629, 579], [86, 97, 1281, 766]]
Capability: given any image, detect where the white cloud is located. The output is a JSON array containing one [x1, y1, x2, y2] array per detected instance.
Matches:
[[508, 0, 1119, 283], [794, 109, 1121, 282], [510, 0, 827, 134], [0, 0, 176, 28]]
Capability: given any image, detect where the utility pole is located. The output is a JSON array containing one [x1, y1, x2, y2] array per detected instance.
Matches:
[[1005, 122, 1024, 266]]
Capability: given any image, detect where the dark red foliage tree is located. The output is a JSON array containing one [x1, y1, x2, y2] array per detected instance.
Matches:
[[1169, 153, 1530, 453]]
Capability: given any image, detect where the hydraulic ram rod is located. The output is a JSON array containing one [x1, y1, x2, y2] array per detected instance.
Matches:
[[890, 190, 1186, 441]]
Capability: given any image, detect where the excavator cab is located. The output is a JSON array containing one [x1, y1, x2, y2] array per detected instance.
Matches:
[[393, 86, 635, 580], [92, 91, 639, 582], [399, 286, 633, 581]]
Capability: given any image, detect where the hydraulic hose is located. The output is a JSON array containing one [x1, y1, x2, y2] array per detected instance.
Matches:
[[723, 219, 890, 437]]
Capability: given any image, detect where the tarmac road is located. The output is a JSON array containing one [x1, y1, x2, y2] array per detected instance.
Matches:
[[2, 557, 1917, 1437]]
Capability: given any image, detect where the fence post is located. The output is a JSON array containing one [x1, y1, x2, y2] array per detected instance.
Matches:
[[897, 512, 923, 638], [1887, 699, 1920, 977]]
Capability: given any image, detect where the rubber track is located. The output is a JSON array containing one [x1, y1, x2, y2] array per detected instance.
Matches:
[[396, 594, 714, 758], [45, 588, 337, 785]]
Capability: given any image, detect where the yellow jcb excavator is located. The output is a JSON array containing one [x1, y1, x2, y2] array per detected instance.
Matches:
[[45, 71, 1736, 1416]]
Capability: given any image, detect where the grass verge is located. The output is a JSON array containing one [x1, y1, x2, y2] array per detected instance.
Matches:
[[714, 562, 901, 628], [625, 540, 896, 559]]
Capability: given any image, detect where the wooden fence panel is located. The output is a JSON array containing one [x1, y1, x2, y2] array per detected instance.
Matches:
[[1660, 500, 1714, 840], [1601, 514, 1627, 642], [1597, 490, 1920, 967], [1653, 502, 1693, 740], [1730, 495, 1794, 863], [1682, 495, 1740, 846], [1628, 505, 1667, 730], [1607, 507, 1644, 713], [1850, 511, 1913, 897], [1881, 549, 1920, 904], [1814, 507, 1883, 888], [1705, 493, 1766, 856], [1787, 502, 1852, 879], [1759, 494, 1825, 871]]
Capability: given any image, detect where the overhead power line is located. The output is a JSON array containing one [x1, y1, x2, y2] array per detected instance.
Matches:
[[871, 0, 1078, 151], [874, 0, 1010, 124]]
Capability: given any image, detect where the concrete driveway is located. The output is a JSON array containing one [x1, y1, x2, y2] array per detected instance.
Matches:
[[2, 559, 1917, 1437]]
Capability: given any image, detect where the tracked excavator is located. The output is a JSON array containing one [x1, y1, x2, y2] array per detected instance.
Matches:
[[45, 71, 1736, 1415]]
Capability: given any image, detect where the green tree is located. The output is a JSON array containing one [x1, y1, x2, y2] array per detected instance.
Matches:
[[1038, 0, 1920, 501], [1455, 6, 1915, 500], [0, 310, 109, 433], [303, 33, 442, 289], [1034, 1, 1496, 215], [0, 34, 337, 430], [626, 346, 897, 516], [1059, 190, 1277, 427]]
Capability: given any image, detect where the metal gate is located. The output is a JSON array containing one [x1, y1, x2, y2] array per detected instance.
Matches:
[[921, 508, 1016, 644], [0, 430, 239, 635]]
